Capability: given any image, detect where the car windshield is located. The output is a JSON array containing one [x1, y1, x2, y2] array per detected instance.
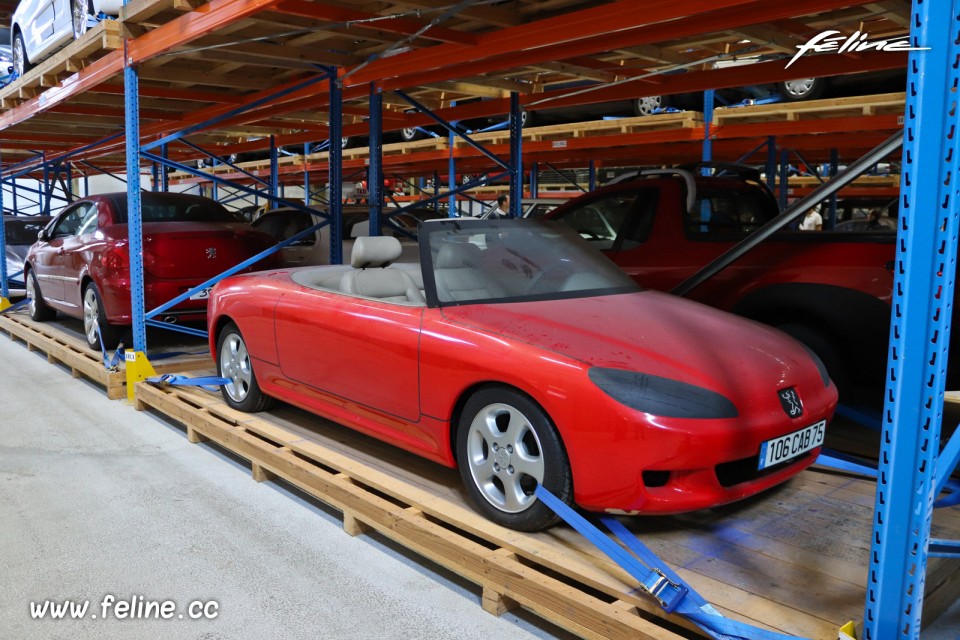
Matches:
[[422, 219, 640, 306], [111, 194, 246, 224]]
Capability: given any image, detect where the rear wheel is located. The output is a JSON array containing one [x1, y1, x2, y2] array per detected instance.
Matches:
[[633, 95, 666, 116], [25, 270, 55, 321], [400, 126, 422, 142], [217, 322, 274, 412], [779, 78, 826, 102], [456, 387, 572, 531], [83, 283, 120, 350]]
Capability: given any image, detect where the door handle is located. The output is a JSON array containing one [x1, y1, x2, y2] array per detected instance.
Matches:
[[57, 248, 65, 255]]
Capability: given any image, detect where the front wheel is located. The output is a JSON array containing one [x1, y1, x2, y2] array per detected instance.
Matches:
[[400, 127, 422, 143], [456, 387, 572, 531], [633, 95, 666, 117], [217, 322, 274, 412], [12, 31, 30, 78], [82, 283, 120, 350], [71, 0, 90, 40], [25, 270, 55, 321]]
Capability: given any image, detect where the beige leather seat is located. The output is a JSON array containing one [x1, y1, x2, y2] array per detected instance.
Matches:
[[339, 236, 425, 304], [432, 242, 507, 302]]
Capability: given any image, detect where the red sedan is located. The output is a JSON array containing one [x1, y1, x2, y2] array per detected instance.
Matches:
[[208, 219, 837, 531], [25, 192, 276, 349]]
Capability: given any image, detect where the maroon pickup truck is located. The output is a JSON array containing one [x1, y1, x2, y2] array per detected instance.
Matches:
[[549, 168, 903, 398]]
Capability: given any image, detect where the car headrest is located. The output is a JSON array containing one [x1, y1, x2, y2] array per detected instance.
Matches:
[[351, 236, 403, 268], [435, 242, 481, 269]]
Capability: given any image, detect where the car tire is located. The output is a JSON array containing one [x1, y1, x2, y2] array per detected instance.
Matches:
[[12, 31, 30, 78], [72, 0, 91, 40], [456, 387, 572, 532], [400, 127, 423, 143], [217, 322, 275, 412], [633, 95, 667, 117], [778, 322, 848, 392], [25, 270, 55, 322], [778, 78, 826, 102], [82, 282, 120, 350]]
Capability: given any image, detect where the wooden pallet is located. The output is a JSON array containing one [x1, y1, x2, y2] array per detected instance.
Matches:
[[0, 21, 123, 110], [0, 312, 212, 400], [131, 380, 960, 639], [712, 92, 905, 127]]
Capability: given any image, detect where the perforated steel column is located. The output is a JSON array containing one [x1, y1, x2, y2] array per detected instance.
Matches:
[[368, 85, 383, 237], [701, 89, 714, 169], [864, 1, 959, 637], [0, 151, 7, 300], [508, 92, 522, 218], [328, 76, 343, 265], [125, 62, 146, 353]]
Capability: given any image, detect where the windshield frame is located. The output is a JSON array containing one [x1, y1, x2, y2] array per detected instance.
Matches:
[[419, 218, 640, 309]]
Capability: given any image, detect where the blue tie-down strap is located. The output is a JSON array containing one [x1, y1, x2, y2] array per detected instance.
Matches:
[[534, 486, 807, 640], [92, 324, 123, 372], [146, 374, 229, 394]]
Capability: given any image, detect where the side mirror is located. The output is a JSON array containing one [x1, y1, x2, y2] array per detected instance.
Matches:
[[37, 228, 48, 242]]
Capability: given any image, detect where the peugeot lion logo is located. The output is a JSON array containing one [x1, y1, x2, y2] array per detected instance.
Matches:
[[205, 247, 217, 259], [778, 388, 803, 418]]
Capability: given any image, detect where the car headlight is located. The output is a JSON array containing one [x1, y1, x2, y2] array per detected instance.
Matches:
[[588, 367, 738, 419]]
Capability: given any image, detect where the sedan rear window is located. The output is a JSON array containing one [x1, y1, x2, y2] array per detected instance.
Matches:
[[111, 195, 246, 224]]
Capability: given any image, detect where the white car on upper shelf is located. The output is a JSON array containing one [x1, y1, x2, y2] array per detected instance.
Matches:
[[10, 0, 120, 77]]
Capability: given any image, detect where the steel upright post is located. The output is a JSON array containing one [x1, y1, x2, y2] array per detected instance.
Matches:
[[530, 163, 538, 199], [328, 75, 343, 265], [508, 92, 522, 218], [766, 136, 777, 192], [125, 61, 147, 354], [160, 143, 169, 192], [778, 149, 789, 211], [828, 148, 839, 228], [701, 89, 714, 172], [448, 130, 456, 214], [863, 1, 960, 637], [0, 151, 7, 302], [368, 84, 383, 237], [588, 160, 596, 191], [269, 135, 278, 204]]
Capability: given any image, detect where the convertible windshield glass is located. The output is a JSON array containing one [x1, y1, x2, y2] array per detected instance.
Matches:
[[423, 219, 640, 306]]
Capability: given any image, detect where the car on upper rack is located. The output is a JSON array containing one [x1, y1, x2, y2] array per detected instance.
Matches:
[[10, 0, 120, 77], [3, 214, 51, 296], [207, 218, 837, 531], [23, 191, 277, 350]]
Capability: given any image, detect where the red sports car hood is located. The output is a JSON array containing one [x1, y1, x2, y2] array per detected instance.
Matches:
[[439, 290, 826, 394]]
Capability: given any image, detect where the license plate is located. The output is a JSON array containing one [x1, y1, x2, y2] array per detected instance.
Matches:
[[758, 420, 826, 470], [189, 287, 211, 301]]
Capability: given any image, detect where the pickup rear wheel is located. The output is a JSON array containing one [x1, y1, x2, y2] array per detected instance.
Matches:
[[456, 387, 572, 531], [778, 323, 847, 391], [217, 322, 275, 412]]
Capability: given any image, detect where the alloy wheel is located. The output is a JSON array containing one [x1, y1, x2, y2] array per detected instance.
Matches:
[[220, 332, 253, 403]]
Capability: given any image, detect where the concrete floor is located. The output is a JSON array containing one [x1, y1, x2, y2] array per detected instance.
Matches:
[[0, 329, 956, 640], [0, 334, 570, 640]]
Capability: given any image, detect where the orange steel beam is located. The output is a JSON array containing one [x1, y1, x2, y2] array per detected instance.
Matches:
[[348, 0, 761, 85], [0, 0, 283, 130], [712, 115, 903, 139], [272, 1, 477, 45], [92, 83, 246, 105], [350, 0, 866, 88]]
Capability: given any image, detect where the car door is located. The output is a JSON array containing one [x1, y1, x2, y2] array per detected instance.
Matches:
[[274, 289, 423, 423], [56, 203, 100, 310], [24, 0, 58, 54], [30, 203, 92, 305]]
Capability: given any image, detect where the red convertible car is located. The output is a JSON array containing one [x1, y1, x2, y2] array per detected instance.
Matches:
[[208, 219, 837, 531], [25, 192, 277, 349]]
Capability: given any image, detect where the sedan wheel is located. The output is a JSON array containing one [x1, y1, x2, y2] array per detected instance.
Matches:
[[82, 284, 119, 350], [457, 388, 572, 531], [634, 95, 663, 117], [400, 127, 421, 143], [217, 322, 274, 412], [25, 271, 55, 321], [12, 32, 29, 78], [72, 0, 90, 39], [779, 78, 825, 102]]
